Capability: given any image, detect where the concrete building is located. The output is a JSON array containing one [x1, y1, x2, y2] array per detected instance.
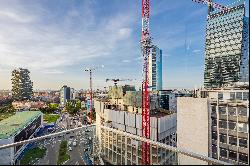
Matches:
[[177, 84, 249, 165], [204, 1, 249, 88], [0, 111, 43, 165], [149, 45, 163, 91], [177, 97, 210, 165], [94, 99, 177, 165], [60, 85, 70, 106], [94, 85, 178, 165]]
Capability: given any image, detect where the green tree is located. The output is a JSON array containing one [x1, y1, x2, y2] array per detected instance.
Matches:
[[65, 100, 81, 115]]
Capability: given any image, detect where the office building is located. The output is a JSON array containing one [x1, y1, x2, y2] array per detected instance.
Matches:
[[149, 45, 163, 91], [60, 85, 71, 106], [177, 83, 249, 165], [0, 111, 43, 165], [204, 2, 249, 88]]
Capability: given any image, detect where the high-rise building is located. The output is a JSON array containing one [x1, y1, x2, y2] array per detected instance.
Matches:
[[204, 1, 249, 88], [11, 68, 33, 101], [149, 45, 163, 91], [60, 85, 70, 106]]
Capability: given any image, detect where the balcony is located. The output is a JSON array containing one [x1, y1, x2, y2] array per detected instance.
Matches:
[[0, 124, 231, 165]]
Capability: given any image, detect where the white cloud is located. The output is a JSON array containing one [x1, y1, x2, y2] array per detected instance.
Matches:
[[193, 49, 202, 53], [0, 1, 136, 73], [41, 69, 64, 74], [122, 60, 131, 63]]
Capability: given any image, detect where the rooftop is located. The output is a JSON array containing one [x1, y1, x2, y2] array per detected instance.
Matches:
[[0, 111, 42, 139]]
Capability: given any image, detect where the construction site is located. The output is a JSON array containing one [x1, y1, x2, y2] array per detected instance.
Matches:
[[94, 85, 177, 165]]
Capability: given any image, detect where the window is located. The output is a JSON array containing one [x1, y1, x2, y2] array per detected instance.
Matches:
[[219, 134, 227, 144], [219, 107, 227, 115], [238, 107, 247, 116], [220, 148, 227, 158], [218, 92, 223, 100], [229, 151, 237, 161], [239, 138, 248, 148], [219, 120, 227, 129], [211, 105, 217, 114], [228, 107, 236, 116], [212, 144, 217, 153], [242, 92, 249, 101], [212, 118, 217, 126], [230, 92, 235, 100], [229, 136, 237, 146], [228, 121, 236, 130], [236, 92, 242, 100], [212, 131, 217, 140], [239, 153, 248, 164], [238, 123, 248, 133]]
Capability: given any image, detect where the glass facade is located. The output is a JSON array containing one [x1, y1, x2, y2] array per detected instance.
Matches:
[[149, 45, 163, 91], [204, 3, 249, 88]]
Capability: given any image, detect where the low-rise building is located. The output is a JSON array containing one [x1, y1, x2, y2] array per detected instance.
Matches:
[[0, 111, 43, 165]]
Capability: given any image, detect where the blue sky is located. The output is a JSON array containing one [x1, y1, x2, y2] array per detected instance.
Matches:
[[0, 0, 249, 90]]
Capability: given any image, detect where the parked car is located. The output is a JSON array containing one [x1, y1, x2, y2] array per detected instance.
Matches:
[[73, 142, 77, 147]]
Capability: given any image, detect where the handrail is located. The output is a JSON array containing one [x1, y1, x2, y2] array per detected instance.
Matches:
[[0, 124, 231, 165], [99, 125, 231, 165], [0, 124, 95, 150]]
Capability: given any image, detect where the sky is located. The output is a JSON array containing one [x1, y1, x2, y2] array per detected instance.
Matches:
[[0, 0, 249, 90]]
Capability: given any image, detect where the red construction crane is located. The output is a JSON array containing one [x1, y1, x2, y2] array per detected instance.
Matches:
[[84, 65, 104, 124], [192, 0, 229, 14], [141, 0, 151, 165]]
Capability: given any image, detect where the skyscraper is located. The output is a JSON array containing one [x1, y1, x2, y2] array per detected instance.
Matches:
[[204, 1, 249, 88], [149, 45, 163, 91], [11, 68, 33, 101], [60, 85, 70, 106]]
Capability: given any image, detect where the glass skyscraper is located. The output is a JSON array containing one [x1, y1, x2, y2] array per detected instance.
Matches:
[[204, 1, 249, 88], [149, 45, 163, 91]]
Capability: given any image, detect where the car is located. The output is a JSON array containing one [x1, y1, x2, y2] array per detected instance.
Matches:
[[69, 135, 74, 138], [68, 146, 73, 151], [73, 142, 77, 147], [68, 141, 72, 146]]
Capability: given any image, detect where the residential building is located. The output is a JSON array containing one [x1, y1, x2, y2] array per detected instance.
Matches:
[[60, 85, 70, 106], [149, 45, 163, 91], [0, 111, 43, 165], [177, 83, 249, 165], [204, 1, 249, 88]]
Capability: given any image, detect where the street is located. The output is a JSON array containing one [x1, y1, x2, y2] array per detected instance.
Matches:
[[36, 112, 94, 165]]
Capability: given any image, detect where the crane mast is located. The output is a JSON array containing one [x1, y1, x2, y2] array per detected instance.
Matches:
[[141, 0, 151, 165]]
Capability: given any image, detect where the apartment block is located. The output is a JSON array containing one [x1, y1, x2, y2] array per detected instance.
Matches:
[[60, 85, 70, 106], [177, 83, 249, 165]]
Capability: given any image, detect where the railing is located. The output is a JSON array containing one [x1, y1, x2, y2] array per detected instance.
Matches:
[[0, 124, 231, 165]]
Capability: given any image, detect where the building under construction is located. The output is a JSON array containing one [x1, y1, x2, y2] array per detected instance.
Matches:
[[94, 85, 177, 165], [204, 0, 249, 88]]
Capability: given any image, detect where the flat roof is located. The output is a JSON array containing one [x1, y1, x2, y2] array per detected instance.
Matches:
[[0, 111, 42, 139]]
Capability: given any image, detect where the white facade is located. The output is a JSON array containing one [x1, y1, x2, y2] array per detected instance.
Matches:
[[177, 97, 210, 165]]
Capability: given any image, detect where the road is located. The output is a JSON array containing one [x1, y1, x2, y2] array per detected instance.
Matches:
[[36, 113, 94, 165]]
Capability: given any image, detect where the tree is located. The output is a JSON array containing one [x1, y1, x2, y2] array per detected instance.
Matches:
[[65, 99, 81, 115], [11, 68, 33, 101]]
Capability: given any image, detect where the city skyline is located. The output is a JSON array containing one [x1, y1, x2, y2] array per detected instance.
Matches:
[[0, 0, 249, 90]]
